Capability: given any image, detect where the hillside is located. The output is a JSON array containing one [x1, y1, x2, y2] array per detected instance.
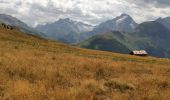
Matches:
[[79, 31, 130, 54], [0, 14, 47, 38], [80, 21, 170, 58], [0, 24, 170, 100]]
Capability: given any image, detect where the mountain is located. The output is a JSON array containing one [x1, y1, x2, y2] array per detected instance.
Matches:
[[132, 21, 170, 58], [79, 31, 130, 54], [36, 14, 137, 44], [1, 22, 170, 100], [36, 18, 94, 44], [0, 14, 46, 38], [156, 17, 170, 30], [133, 21, 170, 38], [80, 13, 138, 41], [80, 21, 170, 58], [91, 13, 137, 35]]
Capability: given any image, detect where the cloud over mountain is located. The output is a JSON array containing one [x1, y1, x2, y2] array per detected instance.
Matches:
[[0, 0, 170, 26]]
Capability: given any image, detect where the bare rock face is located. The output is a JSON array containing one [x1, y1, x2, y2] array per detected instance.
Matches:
[[91, 13, 138, 36], [36, 18, 94, 44]]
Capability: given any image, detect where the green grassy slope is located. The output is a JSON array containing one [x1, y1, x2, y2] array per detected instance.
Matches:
[[79, 31, 130, 54]]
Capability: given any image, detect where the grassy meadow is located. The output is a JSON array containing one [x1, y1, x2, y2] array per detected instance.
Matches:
[[0, 26, 170, 100]]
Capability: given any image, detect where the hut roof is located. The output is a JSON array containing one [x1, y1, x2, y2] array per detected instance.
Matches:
[[131, 50, 148, 55]]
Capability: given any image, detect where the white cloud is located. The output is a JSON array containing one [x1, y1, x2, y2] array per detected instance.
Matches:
[[0, 0, 170, 27]]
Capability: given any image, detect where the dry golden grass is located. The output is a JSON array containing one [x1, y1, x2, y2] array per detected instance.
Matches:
[[0, 26, 170, 100]]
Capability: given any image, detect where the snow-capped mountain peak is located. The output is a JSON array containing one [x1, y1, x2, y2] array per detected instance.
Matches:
[[36, 18, 94, 44], [92, 13, 138, 35]]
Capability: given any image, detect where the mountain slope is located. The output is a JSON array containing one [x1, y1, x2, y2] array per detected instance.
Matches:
[[91, 13, 137, 35], [134, 21, 170, 38], [132, 21, 170, 58], [0, 14, 46, 38], [36, 18, 93, 44], [0, 24, 170, 100], [80, 13, 138, 41], [79, 31, 130, 54], [156, 17, 170, 30], [80, 21, 170, 58]]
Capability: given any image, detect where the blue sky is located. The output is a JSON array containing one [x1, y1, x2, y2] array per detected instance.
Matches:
[[0, 0, 170, 26]]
